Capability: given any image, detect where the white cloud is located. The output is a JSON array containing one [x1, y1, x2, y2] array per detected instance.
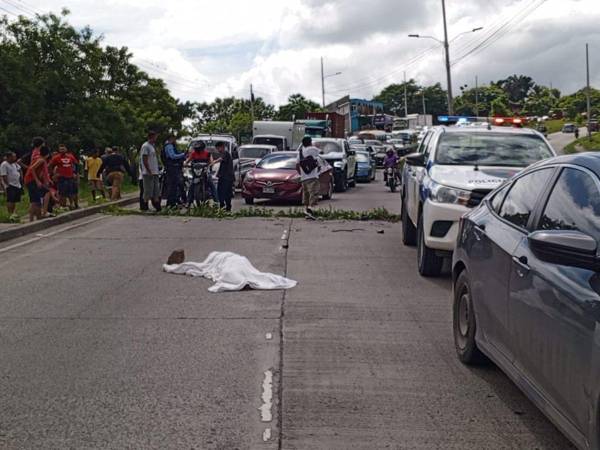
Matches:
[[13, 0, 600, 105]]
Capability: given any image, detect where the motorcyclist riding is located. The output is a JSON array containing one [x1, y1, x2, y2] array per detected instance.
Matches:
[[383, 149, 399, 180]]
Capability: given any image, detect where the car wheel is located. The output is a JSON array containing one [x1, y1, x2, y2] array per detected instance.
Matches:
[[322, 178, 334, 200], [335, 172, 348, 192], [453, 270, 488, 365], [417, 213, 443, 276], [244, 197, 254, 205], [401, 197, 417, 246]]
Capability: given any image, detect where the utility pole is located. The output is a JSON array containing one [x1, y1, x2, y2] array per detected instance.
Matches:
[[475, 75, 479, 117], [441, 0, 454, 115], [586, 43, 592, 140], [250, 84, 255, 123], [403, 71, 408, 117], [321, 57, 325, 108], [422, 90, 426, 114]]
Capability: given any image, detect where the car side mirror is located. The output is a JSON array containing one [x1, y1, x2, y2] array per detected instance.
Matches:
[[528, 230, 600, 271], [347, 149, 356, 156], [405, 152, 426, 167]]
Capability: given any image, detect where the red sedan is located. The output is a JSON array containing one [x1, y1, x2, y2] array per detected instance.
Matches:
[[242, 152, 334, 205]]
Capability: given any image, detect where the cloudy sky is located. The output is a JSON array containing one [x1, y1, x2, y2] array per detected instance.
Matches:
[[5, 0, 600, 105]]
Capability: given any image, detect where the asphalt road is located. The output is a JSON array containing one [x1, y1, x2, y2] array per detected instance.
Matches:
[[547, 127, 587, 153], [0, 176, 575, 449]]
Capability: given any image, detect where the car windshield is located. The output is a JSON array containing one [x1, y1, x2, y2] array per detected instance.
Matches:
[[254, 137, 284, 150], [257, 154, 296, 170], [239, 147, 270, 159], [435, 132, 554, 167], [314, 141, 342, 154], [355, 153, 370, 163]]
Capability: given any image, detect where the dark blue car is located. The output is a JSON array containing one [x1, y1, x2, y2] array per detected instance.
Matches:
[[452, 152, 600, 450]]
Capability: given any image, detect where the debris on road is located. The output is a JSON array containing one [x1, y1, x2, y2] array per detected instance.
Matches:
[[167, 249, 185, 265], [331, 228, 366, 233], [163, 251, 297, 292]]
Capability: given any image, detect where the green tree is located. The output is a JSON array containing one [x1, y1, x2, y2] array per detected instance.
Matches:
[[455, 84, 510, 117], [276, 94, 322, 121], [521, 85, 560, 116], [373, 81, 448, 117], [0, 11, 190, 156], [191, 96, 275, 135]]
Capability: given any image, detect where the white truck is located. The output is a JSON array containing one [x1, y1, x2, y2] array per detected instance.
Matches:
[[393, 114, 433, 131], [252, 121, 306, 151]]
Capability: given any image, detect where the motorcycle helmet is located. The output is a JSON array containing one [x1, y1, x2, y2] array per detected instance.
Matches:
[[192, 141, 206, 151]]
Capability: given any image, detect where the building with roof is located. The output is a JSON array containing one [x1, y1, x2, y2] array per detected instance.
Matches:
[[325, 95, 385, 135]]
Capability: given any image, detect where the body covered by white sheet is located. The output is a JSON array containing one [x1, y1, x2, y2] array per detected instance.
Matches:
[[163, 251, 297, 293]]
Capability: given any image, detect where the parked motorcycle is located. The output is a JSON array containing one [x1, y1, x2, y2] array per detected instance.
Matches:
[[186, 161, 211, 207]]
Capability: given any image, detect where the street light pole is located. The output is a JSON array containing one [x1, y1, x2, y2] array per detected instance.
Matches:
[[586, 43, 592, 140], [403, 71, 408, 117], [321, 57, 342, 109], [441, 0, 453, 115], [422, 90, 426, 114], [321, 57, 326, 108], [475, 75, 479, 117]]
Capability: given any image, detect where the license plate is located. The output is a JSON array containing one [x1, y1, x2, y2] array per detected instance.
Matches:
[[262, 187, 275, 194]]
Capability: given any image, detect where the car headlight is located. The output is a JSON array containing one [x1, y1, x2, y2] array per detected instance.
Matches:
[[245, 172, 255, 182], [333, 161, 344, 168], [428, 181, 470, 206]]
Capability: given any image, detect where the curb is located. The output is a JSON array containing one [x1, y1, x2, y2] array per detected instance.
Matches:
[[0, 195, 138, 244]]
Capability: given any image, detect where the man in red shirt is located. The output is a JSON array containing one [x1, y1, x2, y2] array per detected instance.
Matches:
[[49, 144, 79, 209]]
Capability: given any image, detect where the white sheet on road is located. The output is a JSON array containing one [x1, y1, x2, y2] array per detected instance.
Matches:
[[163, 251, 297, 293]]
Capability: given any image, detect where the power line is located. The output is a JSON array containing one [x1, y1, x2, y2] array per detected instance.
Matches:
[[1, 0, 36, 16], [327, 42, 442, 95], [452, 0, 548, 67]]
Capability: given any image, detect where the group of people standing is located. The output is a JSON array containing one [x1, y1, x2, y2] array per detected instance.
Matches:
[[148, 131, 235, 212], [0, 138, 82, 221], [1, 132, 238, 221], [0, 137, 134, 222]]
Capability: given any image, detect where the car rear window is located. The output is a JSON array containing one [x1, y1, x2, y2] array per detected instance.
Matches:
[[240, 147, 270, 159], [355, 153, 370, 162], [435, 132, 554, 167], [254, 137, 284, 150], [313, 141, 342, 154]]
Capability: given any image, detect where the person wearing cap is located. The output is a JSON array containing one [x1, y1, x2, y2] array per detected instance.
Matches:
[[140, 130, 161, 211], [163, 134, 186, 208]]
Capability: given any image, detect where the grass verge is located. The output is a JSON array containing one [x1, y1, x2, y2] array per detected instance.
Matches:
[[105, 204, 401, 222], [564, 132, 600, 154], [0, 179, 138, 223]]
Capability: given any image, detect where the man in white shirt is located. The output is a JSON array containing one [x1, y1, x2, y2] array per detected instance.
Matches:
[[140, 130, 161, 211], [296, 136, 321, 218], [0, 152, 23, 219]]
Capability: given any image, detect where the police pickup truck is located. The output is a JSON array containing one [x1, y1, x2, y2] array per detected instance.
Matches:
[[400, 125, 556, 276]]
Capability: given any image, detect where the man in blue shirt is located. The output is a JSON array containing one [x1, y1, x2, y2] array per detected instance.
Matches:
[[163, 134, 186, 208]]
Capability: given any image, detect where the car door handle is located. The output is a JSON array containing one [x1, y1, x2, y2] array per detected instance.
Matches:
[[512, 255, 530, 277]]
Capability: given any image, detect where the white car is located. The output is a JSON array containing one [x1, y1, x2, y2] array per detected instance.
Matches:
[[400, 126, 556, 276]]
